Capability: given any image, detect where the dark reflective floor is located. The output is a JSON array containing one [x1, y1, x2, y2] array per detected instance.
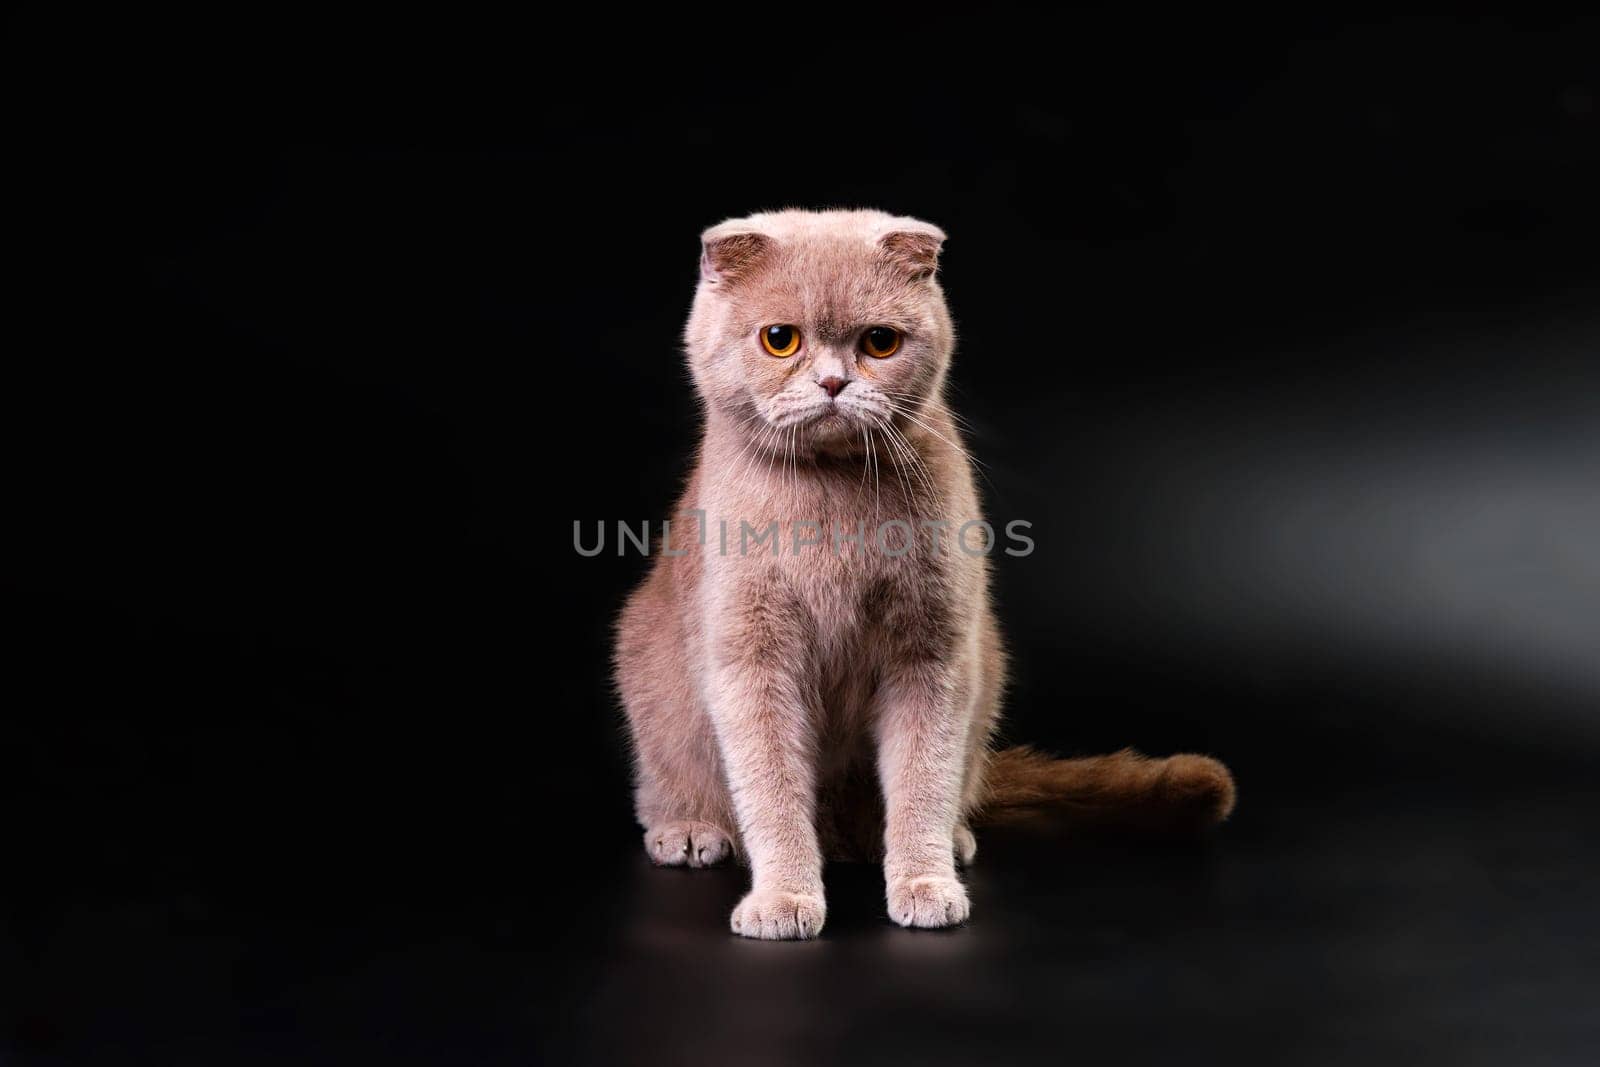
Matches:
[[546, 774, 1600, 1066], [9, 719, 1597, 1066]]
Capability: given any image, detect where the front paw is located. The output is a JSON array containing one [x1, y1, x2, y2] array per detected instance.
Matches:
[[887, 874, 970, 929], [729, 886, 826, 940]]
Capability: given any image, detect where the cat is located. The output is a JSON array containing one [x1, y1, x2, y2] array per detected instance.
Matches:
[[614, 208, 1235, 939]]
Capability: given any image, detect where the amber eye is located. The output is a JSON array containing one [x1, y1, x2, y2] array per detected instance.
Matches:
[[760, 324, 801, 358], [861, 326, 901, 359]]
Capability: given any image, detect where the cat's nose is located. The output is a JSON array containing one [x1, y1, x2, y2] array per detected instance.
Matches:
[[817, 376, 848, 398]]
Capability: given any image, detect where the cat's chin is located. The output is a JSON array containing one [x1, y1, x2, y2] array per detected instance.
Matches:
[[801, 410, 859, 447]]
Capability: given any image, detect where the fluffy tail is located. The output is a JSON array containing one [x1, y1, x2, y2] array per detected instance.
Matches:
[[975, 746, 1236, 833]]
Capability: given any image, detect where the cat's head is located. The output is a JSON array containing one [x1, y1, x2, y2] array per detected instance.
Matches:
[[683, 209, 954, 455]]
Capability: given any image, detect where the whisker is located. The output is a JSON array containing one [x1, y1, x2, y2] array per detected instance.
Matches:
[[889, 419, 943, 513], [872, 415, 920, 513], [729, 419, 781, 502], [853, 425, 875, 512], [877, 417, 941, 513], [885, 399, 994, 483], [869, 427, 881, 529], [879, 391, 981, 434]]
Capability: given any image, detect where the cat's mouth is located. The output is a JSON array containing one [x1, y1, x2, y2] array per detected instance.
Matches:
[[771, 402, 848, 428], [799, 403, 858, 438], [761, 398, 880, 445]]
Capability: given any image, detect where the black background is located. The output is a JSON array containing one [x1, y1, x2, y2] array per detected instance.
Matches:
[[7, 11, 1600, 1065]]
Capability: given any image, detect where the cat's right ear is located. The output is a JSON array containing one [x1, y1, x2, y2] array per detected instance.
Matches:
[[699, 226, 772, 287]]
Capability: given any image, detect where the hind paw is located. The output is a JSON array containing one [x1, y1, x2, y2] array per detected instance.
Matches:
[[644, 820, 733, 868]]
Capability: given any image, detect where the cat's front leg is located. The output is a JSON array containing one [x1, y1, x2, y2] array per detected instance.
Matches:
[[876, 659, 973, 928], [707, 601, 826, 940]]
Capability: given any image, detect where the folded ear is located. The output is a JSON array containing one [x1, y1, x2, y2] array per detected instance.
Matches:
[[699, 224, 773, 286], [876, 218, 946, 280]]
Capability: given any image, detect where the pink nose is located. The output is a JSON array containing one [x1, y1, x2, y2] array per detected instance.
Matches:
[[818, 376, 848, 398]]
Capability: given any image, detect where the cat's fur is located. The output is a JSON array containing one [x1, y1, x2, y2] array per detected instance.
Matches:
[[615, 209, 1235, 939]]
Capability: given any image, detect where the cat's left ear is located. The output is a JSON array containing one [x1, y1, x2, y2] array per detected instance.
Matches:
[[875, 218, 946, 281], [699, 223, 773, 287]]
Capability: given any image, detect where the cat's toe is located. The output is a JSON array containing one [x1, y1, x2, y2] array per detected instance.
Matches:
[[644, 820, 733, 868], [887, 874, 971, 929], [729, 887, 826, 940]]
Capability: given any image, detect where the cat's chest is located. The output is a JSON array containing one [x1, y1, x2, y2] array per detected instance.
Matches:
[[778, 526, 942, 647], [702, 477, 945, 642], [789, 547, 875, 636]]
